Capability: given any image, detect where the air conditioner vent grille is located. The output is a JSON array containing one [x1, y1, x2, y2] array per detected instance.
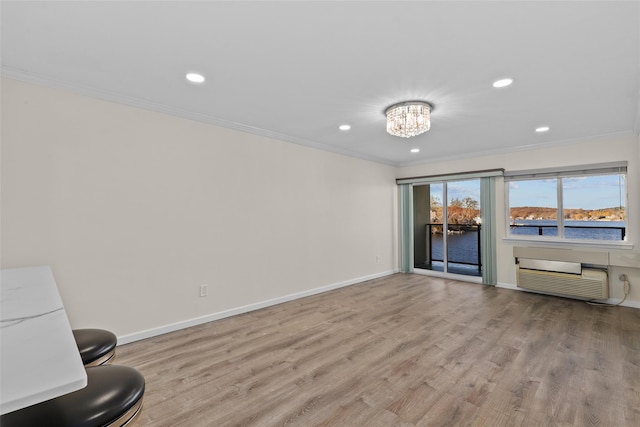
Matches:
[[516, 267, 608, 300]]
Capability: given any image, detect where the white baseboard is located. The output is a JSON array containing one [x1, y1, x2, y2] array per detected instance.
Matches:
[[496, 282, 519, 291], [496, 282, 640, 309], [620, 300, 640, 309], [117, 270, 397, 345]]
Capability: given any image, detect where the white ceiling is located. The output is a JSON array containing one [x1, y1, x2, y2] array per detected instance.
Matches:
[[2, 1, 639, 166]]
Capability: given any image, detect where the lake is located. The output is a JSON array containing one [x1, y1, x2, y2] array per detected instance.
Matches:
[[510, 219, 626, 240], [429, 220, 626, 268]]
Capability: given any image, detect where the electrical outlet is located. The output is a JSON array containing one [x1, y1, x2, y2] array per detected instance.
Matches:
[[200, 284, 208, 297], [376, 255, 380, 263]]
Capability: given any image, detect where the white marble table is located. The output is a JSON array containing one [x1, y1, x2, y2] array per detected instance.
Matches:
[[1, 266, 87, 415]]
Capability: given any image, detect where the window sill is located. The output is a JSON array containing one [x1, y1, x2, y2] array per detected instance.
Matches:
[[502, 236, 634, 251]]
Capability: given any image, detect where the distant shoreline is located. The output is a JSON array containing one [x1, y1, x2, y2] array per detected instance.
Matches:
[[510, 206, 624, 222]]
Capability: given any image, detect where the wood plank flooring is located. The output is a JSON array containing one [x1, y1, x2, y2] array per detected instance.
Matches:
[[115, 274, 640, 426]]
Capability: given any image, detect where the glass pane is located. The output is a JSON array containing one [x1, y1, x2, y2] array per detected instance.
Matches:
[[446, 179, 481, 276], [413, 183, 443, 271], [509, 179, 558, 237], [563, 174, 626, 241]]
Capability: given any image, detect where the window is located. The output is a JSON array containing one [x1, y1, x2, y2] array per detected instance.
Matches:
[[505, 163, 627, 243]]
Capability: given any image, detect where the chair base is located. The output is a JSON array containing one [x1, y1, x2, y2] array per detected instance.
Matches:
[[110, 396, 143, 427], [84, 347, 116, 367]]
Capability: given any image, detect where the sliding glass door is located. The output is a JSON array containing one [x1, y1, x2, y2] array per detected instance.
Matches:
[[398, 169, 501, 285], [413, 179, 482, 278]]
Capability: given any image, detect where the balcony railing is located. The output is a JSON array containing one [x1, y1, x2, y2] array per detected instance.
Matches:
[[418, 222, 626, 276], [509, 224, 626, 240], [422, 223, 481, 275]]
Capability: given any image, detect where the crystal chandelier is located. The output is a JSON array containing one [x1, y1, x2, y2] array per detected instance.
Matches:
[[385, 101, 432, 138]]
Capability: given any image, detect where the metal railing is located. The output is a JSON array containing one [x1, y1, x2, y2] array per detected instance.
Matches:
[[425, 223, 482, 273], [509, 224, 626, 240]]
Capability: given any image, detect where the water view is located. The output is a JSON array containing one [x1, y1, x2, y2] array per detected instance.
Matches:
[[414, 171, 626, 277], [428, 228, 481, 276], [421, 219, 626, 276], [510, 219, 626, 240]]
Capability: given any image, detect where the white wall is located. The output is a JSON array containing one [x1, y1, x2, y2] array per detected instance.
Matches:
[[1, 78, 398, 340], [398, 133, 640, 307]]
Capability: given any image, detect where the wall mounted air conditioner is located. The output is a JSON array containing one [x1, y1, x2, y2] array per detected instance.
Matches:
[[513, 247, 609, 300]]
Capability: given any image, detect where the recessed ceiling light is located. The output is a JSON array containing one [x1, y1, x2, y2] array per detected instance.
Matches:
[[410, 148, 420, 153], [492, 78, 513, 88], [186, 73, 205, 83], [535, 126, 550, 132], [339, 124, 351, 131]]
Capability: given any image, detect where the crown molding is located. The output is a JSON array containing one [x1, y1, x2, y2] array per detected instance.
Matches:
[[395, 131, 636, 168], [1, 67, 398, 167]]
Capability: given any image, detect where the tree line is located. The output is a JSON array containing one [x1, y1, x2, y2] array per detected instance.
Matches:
[[430, 196, 480, 224], [510, 206, 625, 221]]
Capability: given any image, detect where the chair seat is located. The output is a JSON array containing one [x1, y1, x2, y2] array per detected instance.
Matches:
[[73, 328, 117, 366], [0, 365, 145, 427]]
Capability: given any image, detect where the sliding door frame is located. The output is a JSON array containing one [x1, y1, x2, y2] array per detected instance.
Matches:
[[397, 169, 503, 285]]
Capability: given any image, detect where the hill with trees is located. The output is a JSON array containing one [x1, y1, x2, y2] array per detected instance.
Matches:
[[510, 206, 625, 221]]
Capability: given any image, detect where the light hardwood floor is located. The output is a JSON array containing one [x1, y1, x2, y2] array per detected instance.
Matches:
[[116, 274, 640, 426]]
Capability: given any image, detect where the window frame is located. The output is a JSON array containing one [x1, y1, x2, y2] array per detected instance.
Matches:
[[504, 162, 628, 247]]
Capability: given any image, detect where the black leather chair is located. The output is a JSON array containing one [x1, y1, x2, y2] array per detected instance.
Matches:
[[0, 365, 145, 427], [73, 328, 117, 366]]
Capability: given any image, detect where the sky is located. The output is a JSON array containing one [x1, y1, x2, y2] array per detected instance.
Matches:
[[421, 175, 625, 211], [509, 174, 625, 210], [426, 179, 480, 207]]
